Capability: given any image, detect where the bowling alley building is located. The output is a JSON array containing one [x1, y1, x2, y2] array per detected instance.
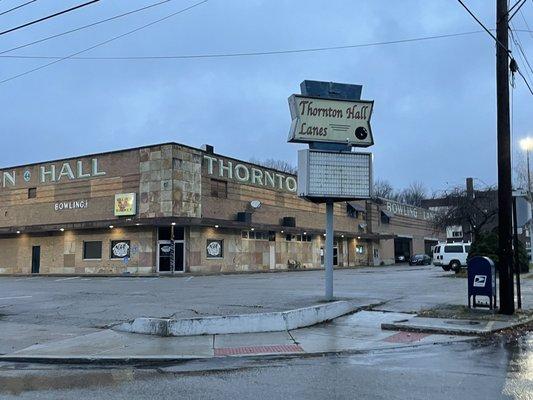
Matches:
[[0, 142, 445, 275]]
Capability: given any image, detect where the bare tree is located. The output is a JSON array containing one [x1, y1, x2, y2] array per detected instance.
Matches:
[[432, 185, 498, 242], [513, 149, 530, 191], [250, 158, 297, 174], [373, 179, 395, 199], [399, 182, 427, 207]]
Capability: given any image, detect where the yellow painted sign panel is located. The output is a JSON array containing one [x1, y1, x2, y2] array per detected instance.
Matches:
[[114, 193, 137, 216]]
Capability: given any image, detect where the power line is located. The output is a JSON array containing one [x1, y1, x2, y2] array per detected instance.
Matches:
[[0, 0, 101, 37], [0, 0, 209, 84], [519, 9, 533, 39], [510, 26, 533, 76], [457, 0, 511, 54], [0, 0, 175, 55], [0, 0, 37, 17], [0, 30, 491, 61]]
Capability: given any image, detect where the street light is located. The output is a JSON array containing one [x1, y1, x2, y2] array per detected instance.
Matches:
[[519, 136, 533, 262]]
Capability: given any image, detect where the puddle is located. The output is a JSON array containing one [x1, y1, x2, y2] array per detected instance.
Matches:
[[0, 369, 137, 395]]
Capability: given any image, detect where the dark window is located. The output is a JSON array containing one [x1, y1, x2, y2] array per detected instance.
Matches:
[[158, 227, 172, 240], [465, 245, 471, 253], [173, 227, 184, 240], [380, 211, 390, 224], [28, 187, 37, 199], [206, 239, 224, 258], [211, 179, 227, 198], [83, 241, 102, 260], [444, 245, 463, 253], [110, 240, 131, 259]]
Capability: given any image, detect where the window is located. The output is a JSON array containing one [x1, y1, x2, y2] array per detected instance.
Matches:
[[83, 241, 102, 260], [242, 230, 269, 240], [157, 226, 183, 240], [444, 245, 463, 253], [465, 245, 471, 253], [211, 179, 227, 198], [285, 234, 311, 242], [206, 239, 224, 258], [380, 211, 391, 224], [110, 240, 131, 259], [355, 245, 365, 254], [452, 231, 463, 237], [28, 187, 36, 199]]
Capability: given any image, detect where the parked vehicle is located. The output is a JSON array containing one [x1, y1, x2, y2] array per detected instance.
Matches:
[[409, 254, 431, 266], [395, 254, 408, 263], [432, 242, 471, 272]]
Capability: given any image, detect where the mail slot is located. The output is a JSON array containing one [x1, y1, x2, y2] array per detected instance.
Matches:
[[467, 256, 497, 309]]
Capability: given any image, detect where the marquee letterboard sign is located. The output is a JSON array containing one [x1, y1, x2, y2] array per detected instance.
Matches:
[[288, 95, 374, 147], [297, 150, 372, 200]]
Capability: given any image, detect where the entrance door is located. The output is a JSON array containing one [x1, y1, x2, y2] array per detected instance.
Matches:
[[320, 246, 339, 267], [158, 242, 172, 273], [157, 241, 185, 273], [174, 242, 184, 272], [31, 246, 40, 274]]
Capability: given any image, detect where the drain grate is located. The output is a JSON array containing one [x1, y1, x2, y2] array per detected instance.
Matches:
[[215, 344, 304, 356]]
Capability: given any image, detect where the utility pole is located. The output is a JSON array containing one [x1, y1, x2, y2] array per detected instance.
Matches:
[[496, 0, 515, 314]]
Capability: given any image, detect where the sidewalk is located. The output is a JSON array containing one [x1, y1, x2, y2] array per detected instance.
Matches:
[[0, 311, 474, 364]]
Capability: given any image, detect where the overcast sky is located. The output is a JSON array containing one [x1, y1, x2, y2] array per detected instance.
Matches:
[[0, 0, 531, 194]]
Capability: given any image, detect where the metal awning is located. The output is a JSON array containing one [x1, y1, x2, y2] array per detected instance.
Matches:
[[347, 202, 366, 212], [381, 210, 394, 218]]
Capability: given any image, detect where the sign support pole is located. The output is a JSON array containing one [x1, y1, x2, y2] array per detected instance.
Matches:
[[325, 201, 334, 301]]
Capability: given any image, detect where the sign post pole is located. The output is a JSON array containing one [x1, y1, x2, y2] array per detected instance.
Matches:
[[287, 80, 374, 302], [325, 201, 334, 300]]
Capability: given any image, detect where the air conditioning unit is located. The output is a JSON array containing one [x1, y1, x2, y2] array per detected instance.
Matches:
[[281, 217, 296, 227], [237, 212, 252, 224]]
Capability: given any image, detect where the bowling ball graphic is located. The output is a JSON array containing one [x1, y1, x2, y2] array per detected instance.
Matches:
[[355, 126, 368, 140]]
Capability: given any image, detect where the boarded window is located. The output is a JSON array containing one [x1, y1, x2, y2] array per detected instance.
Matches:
[[211, 179, 227, 198], [83, 241, 102, 260], [110, 240, 131, 259]]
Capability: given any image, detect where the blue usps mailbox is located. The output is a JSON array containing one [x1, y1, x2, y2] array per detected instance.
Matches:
[[467, 256, 497, 309]]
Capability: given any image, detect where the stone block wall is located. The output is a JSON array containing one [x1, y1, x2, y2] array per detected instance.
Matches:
[[172, 146, 202, 218]]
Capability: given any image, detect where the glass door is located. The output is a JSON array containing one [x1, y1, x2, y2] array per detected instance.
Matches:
[[158, 241, 172, 273]]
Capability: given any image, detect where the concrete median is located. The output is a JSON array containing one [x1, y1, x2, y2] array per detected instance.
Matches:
[[114, 301, 356, 337]]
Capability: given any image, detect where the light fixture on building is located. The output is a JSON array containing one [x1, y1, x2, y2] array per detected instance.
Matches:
[[303, 232, 307, 235], [323, 233, 326, 237], [171, 222, 176, 226], [357, 236, 361, 239], [135, 223, 141, 226], [281, 230, 284, 233], [16, 230, 20, 234], [214, 224, 219, 228], [251, 227, 255, 231], [341, 234, 344, 238], [60, 228, 65, 232], [109, 225, 114, 229]]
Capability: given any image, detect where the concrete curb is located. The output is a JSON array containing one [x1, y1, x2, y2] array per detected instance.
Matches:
[[381, 315, 533, 336], [0, 339, 476, 366], [114, 301, 355, 337]]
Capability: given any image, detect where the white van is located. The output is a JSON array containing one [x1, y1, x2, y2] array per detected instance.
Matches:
[[432, 242, 471, 272]]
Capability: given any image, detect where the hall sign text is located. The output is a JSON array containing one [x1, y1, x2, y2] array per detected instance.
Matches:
[[0, 158, 106, 189], [203, 155, 297, 193], [288, 94, 374, 147]]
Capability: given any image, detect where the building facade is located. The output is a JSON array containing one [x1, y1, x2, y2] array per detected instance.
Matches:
[[0, 142, 445, 275]]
